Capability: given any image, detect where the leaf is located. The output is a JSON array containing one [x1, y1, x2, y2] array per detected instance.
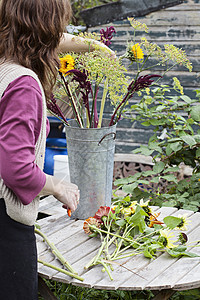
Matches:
[[115, 219, 126, 227], [133, 146, 154, 156], [137, 180, 150, 185], [141, 121, 151, 126], [190, 105, 200, 121], [150, 177, 160, 183], [143, 246, 154, 258], [149, 119, 163, 126], [162, 174, 177, 183], [127, 207, 147, 233], [163, 216, 182, 229], [196, 148, 200, 157], [163, 166, 180, 173], [180, 95, 192, 104], [148, 142, 162, 153], [153, 161, 165, 173], [114, 174, 140, 185], [181, 135, 196, 148], [169, 142, 182, 153], [143, 244, 160, 259], [122, 182, 138, 194], [142, 170, 156, 176], [166, 248, 199, 258]]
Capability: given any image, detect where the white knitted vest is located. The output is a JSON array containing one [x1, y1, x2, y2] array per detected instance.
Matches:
[[0, 60, 47, 226]]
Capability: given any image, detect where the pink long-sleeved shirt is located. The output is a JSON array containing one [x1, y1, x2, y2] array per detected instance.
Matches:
[[0, 75, 49, 205]]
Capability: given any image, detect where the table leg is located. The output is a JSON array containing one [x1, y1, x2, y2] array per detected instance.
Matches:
[[38, 276, 58, 300], [152, 289, 176, 300]]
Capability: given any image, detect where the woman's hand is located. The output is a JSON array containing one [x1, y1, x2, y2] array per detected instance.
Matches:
[[39, 174, 80, 212]]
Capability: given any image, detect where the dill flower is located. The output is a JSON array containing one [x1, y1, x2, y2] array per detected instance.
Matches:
[[164, 44, 192, 72], [141, 37, 164, 60], [173, 77, 184, 95], [159, 229, 176, 249], [128, 17, 148, 33], [175, 214, 191, 231], [59, 55, 75, 74]]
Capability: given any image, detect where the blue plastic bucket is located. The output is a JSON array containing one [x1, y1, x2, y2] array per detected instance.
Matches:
[[44, 138, 67, 175]]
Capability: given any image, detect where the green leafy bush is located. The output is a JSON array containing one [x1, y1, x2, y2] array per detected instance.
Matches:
[[114, 85, 200, 212]]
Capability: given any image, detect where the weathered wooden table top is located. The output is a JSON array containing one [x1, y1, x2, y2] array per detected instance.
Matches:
[[37, 200, 200, 293]]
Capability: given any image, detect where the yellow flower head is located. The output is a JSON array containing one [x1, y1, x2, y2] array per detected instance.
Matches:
[[59, 55, 75, 75], [131, 43, 144, 60], [139, 199, 152, 215], [159, 229, 176, 249], [121, 201, 137, 216], [175, 214, 191, 231]]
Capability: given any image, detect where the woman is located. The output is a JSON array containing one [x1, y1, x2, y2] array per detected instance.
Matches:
[[0, 0, 113, 299]]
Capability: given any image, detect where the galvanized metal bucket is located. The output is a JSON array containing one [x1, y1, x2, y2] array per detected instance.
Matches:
[[65, 119, 116, 219]]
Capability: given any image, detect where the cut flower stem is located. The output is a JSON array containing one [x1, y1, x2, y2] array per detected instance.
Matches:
[[35, 228, 77, 275]]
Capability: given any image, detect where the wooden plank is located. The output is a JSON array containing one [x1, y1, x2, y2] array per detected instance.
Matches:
[[114, 153, 154, 165], [173, 263, 200, 290], [37, 214, 75, 235]]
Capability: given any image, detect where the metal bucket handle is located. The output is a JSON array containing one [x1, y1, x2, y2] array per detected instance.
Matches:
[[98, 132, 116, 146]]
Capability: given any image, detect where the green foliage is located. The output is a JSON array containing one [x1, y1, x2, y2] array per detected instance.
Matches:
[[38, 280, 200, 299], [114, 86, 200, 212]]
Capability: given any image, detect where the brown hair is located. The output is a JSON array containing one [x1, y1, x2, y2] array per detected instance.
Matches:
[[0, 0, 71, 98]]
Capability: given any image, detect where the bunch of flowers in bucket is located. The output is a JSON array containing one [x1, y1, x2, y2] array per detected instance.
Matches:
[[47, 18, 192, 128], [83, 199, 198, 280]]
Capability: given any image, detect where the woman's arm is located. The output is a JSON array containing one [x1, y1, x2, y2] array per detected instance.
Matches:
[[58, 32, 115, 55]]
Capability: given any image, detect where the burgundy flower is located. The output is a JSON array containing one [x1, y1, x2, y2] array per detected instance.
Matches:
[[47, 94, 69, 125], [100, 26, 116, 46], [109, 74, 162, 126], [128, 74, 162, 96], [66, 69, 92, 122]]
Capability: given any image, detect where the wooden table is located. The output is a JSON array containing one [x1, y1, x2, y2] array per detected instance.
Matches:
[[36, 201, 200, 300]]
